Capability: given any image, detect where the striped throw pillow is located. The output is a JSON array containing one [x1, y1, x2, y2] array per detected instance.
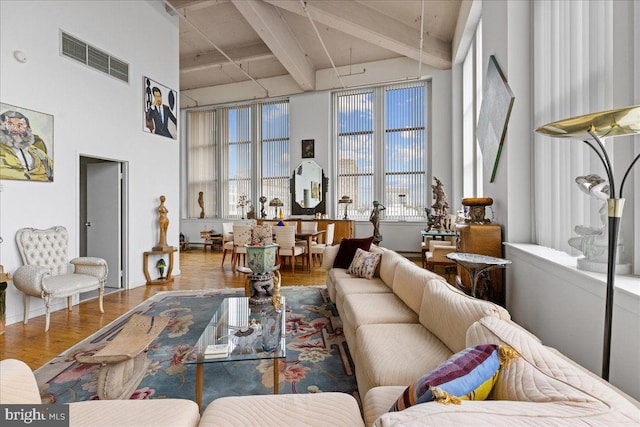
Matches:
[[390, 344, 509, 411]]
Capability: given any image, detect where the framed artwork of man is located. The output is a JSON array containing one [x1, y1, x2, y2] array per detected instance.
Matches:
[[143, 77, 178, 140], [0, 103, 54, 182], [302, 139, 314, 158]]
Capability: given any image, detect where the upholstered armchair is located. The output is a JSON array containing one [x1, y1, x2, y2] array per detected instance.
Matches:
[[424, 238, 457, 278], [13, 226, 108, 332]]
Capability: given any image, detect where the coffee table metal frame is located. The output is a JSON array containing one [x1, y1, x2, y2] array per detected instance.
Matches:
[[185, 296, 286, 409]]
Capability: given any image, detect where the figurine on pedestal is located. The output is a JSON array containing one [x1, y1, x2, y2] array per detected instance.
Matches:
[[198, 191, 205, 219], [568, 175, 631, 274], [153, 195, 173, 251], [427, 177, 449, 231], [369, 200, 386, 244], [259, 196, 267, 219]]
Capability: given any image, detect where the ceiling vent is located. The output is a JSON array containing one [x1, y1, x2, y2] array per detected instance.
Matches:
[[61, 31, 129, 83]]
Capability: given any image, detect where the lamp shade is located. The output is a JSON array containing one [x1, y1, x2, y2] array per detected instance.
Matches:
[[535, 104, 640, 140]]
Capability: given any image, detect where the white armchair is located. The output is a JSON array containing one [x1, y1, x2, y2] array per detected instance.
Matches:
[[13, 226, 108, 331]]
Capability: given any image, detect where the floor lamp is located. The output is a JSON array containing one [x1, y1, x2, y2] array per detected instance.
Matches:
[[536, 104, 640, 381]]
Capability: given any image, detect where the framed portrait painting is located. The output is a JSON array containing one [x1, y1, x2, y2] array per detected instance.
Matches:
[[302, 139, 315, 158], [143, 76, 178, 140], [0, 103, 54, 182]]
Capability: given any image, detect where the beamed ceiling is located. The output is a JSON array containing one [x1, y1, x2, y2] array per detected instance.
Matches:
[[169, 0, 463, 94]]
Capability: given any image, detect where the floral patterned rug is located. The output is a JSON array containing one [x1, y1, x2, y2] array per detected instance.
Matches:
[[34, 286, 358, 410]]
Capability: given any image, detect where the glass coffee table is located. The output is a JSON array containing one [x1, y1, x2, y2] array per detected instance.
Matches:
[[185, 296, 286, 409]]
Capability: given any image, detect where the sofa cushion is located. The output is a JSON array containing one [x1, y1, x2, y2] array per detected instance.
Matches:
[[378, 248, 409, 286], [392, 261, 448, 314], [342, 293, 419, 333], [466, 317, 640, 417], [334, 276, 392, 314], [0, 359, 42, 404], [419, 280, 510, 353], [333, 236, 374, 268], [321, 244, 341, 270], [355, 323, 453, 399], [69, 400, 201, 427], [347, 248, 382, 279], [389, 344, 502, 412], [200, 393, 365, 427]]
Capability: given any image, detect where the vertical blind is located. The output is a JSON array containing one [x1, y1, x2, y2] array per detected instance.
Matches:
[[261, 101, 290, 217], [533, 0, 613, 253], [334, 81, 426, 221], [223, 106, 252, 218], [186, 110, 216, 218]]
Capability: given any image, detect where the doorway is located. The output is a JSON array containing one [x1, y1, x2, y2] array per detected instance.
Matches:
[[79, 156, 129, 298]]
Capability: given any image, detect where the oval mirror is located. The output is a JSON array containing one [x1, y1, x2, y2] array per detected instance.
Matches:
[[290, 160, 327, 215]]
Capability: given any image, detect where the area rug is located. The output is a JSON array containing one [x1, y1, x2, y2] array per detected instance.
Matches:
[[34, 286, 358, 410]]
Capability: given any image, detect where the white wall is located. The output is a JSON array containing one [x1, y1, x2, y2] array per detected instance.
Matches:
[[0, 0, 180, 326]]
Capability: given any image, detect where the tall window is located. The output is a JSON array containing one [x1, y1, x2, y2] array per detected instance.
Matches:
[[462, 18, 483, 198], [185, 99, 289, 218], [334, 81, 428, 221], [186, 110, 217, 218]]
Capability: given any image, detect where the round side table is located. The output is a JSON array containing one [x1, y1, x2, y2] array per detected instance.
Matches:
[[446, 252, 511, 299]]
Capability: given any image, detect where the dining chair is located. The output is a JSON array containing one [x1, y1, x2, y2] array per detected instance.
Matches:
[[252, 224, 273, 244], [221, 222, 235, 267], [310, 223, 335, 265], [231, 224, 253, 270], [273, 226, 305, 274], [297, 221, 319, 247]]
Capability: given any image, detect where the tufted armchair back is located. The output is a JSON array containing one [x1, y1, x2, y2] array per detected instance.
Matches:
[[16, 226, 70, 276]]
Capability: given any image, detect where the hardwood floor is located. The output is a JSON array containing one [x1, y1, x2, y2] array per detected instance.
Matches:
[[0, 249, 425, 370], [0, 249, 328, 369]]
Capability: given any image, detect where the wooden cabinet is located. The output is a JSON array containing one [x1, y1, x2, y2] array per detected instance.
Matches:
[[299, 219, 354, 244], [455, 224, 504, 306], [257, 219, 354, 244]]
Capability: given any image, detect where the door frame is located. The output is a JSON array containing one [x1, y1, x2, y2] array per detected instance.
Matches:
[[79, 154, 129, 290]]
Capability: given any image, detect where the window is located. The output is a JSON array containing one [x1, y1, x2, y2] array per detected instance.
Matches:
[[333, 81, 428, 221], [462, 18, 483, 198], [185, 99, 289, 218]]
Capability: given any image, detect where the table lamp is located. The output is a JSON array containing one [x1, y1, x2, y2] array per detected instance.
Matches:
[[269, 198, 283, 219], [338, 196, 353, 220], [535, 104, 640, 381]]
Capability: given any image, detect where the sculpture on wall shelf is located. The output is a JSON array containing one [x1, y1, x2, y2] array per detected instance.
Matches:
[[567, 174, 630, 274]]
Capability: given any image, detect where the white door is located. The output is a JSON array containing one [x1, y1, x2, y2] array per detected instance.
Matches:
[[87, 162, 122, 288]]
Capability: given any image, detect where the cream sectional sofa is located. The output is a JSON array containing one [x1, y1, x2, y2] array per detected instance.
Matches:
[[322, 243, 640, 426], [1, 358, 364, 427]]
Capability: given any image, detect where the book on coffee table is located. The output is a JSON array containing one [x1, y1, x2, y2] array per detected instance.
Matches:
[[204, 344, 229, 359]]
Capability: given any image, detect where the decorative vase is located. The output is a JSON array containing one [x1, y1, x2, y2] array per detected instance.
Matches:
[[245, 244, 278, 274], [260, 307, 282, 352]]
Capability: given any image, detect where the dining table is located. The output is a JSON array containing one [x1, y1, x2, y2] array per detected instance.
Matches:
[[295, 230, 325, 273]]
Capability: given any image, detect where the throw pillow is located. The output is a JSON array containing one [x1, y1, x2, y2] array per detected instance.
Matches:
[[332, 236, 374, 269], [390, 344, 517, 412], [347, 248, 382, 279]]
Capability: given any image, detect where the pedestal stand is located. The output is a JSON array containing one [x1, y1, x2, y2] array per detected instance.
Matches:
[[143, 248, 177, 285]]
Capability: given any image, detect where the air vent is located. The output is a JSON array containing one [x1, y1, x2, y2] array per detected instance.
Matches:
[[60, 31, 129, 83]]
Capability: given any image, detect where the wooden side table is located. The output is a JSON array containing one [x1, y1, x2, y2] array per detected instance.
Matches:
[[143, 248, 177, 285]]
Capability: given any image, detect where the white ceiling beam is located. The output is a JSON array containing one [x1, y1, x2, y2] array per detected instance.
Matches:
[[266, 0, 451, 70], [231, 0, 316, 91], [168, 0, 228, 13], [180, 43, 275, 73]]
